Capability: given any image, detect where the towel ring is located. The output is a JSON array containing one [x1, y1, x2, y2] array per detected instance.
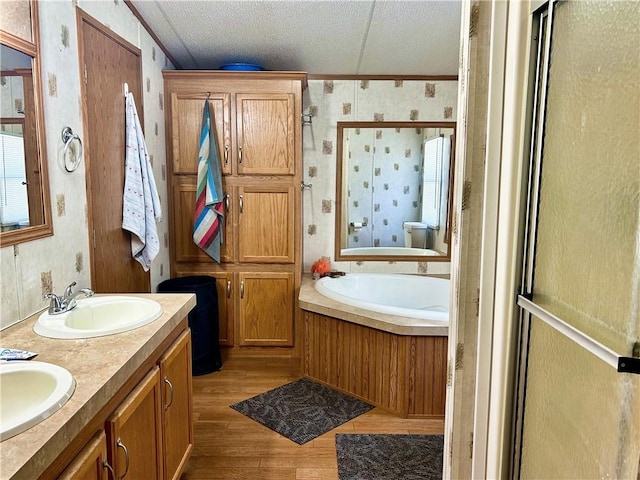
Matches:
[[62, 126, 83, 173]]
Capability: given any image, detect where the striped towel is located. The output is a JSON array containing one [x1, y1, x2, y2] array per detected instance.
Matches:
[[193, 100, 224, 262], [122, 91, 162, 272]]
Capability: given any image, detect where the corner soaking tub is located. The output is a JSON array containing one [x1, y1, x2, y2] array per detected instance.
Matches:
[[314, 273, 449, 323], [300, 273, 450, 418]]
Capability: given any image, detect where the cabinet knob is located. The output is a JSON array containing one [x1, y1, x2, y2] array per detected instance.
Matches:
[[224, 193, 230, 212], [238, 145, 243, 164], [240, 280, 245, 299], [239, 194, 244, 213], [224, 145, 229, 165], [226, 280, 232, 298]]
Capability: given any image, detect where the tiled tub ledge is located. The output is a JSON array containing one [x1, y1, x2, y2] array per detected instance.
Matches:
[[298, 275, 449, 337]]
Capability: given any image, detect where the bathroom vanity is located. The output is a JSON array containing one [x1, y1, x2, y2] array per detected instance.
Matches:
[[0, 293, 196, 480]]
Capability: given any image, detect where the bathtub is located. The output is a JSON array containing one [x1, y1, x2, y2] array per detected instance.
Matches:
[[314, 273, 449, 323], [303, 273, 449, 417], [340, 247, 441, 256]]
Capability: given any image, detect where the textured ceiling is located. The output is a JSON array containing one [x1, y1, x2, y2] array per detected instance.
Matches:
[[128, 0, 462, 75]]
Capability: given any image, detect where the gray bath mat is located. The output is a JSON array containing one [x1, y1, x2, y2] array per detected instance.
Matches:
[[230, 377, 374, 445], [335, 434, 444, 480]]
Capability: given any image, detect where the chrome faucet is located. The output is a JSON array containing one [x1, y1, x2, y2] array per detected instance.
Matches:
[[44, 281, 94, 315]]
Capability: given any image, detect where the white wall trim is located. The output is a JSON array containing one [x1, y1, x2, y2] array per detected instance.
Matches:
[[442, 0, 472, 476]]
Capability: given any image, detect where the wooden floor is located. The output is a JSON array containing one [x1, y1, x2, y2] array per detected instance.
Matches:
[[181, 355, 445, 480]]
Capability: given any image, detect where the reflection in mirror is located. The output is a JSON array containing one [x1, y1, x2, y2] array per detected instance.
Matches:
[[335, 122, 455, 262], [1, 45, 40, 231], [0, 1, 52, 246]]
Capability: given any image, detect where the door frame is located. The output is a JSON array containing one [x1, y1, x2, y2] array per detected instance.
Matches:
[[461, 1, 541, 478]]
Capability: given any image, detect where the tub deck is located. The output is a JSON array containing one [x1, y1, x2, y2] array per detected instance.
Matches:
[[298, 276, 448, 336], [299, 275, 448, 418]]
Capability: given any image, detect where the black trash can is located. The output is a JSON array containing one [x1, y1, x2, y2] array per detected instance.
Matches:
[[158, 276, 222, 375]]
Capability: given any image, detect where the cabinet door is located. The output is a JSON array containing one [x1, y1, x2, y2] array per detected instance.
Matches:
[[59, 431, 109, 480], [171, 93, 231, 175], [159, 330, 193, 480], [209, 271, 234, 346], [174, 269, 233, 346], [238, 272, 294, 346], [172, 176, 233, 264], [106, 367, 163, 480], [237, 185, 295, 263], [236, 93, 295, 175]]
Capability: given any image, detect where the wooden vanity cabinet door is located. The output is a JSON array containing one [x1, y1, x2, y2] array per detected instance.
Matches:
[[58, 430, 109, 480], [106, 367, 163, 480], [159, 330, 194, 480]]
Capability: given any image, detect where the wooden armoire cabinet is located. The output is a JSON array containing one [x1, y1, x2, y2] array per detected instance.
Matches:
[[163, 71, 306, 353]]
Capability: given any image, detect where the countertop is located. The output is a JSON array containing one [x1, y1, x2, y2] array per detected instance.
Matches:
[[0, 293, 196, 480], [298, 275, 448, 336]]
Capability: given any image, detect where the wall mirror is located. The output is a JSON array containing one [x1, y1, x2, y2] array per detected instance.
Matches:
[[0, 0, 52, 246], [335, 121, 455, 262]]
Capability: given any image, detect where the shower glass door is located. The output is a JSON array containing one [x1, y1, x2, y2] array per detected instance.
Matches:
[[515, 1, 640, 478]]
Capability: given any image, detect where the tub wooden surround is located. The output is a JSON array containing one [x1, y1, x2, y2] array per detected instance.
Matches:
[[0, 293, 196, 480], [299, 276, 448, 418]]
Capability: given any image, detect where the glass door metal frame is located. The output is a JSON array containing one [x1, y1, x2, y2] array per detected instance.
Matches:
[[510, 2, 549, 475], [512, 0, 640, 477]]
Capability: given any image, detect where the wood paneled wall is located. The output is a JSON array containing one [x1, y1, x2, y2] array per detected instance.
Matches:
[[303, 311, 447, 418]]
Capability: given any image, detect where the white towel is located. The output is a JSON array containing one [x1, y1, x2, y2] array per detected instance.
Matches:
[[122, 92, 162, 272]]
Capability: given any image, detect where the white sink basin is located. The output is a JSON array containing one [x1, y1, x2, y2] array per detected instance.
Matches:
[[34, 296, 163, 339], [0, 361, 75, 441]]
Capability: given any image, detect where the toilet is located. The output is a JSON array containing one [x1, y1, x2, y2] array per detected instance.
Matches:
[[403, 221, 431, 249]]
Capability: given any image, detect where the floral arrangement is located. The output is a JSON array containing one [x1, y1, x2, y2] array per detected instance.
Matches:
[[311, 257, 332, 278]]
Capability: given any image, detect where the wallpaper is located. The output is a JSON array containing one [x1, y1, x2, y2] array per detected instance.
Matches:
[[302, 79, 457, 275], [0, 0, 173, 329]]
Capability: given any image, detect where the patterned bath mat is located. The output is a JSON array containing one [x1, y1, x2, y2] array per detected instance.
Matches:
[[335, 434, 444, 480], [230, 377, 374, 445]]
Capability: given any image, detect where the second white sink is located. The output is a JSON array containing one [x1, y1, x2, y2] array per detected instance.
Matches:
[[34, 296, 162, 339], [0, 361, 75, 441]]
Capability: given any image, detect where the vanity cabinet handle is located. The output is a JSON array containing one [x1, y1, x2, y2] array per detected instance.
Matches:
[[238, 145, 243, 163], [239, 195, 243, 214], [240, 280, 245, 299], [224, 193, 229, 213], [223, 145, 229, 165], [103, 460, 116, 480], [226, 280, 232, 298], [163, 376, 174, 411], [116, 438, 130, 479]]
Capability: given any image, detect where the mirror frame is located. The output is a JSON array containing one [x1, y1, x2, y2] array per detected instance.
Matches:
[[334, 121, 456, 263], [0, 0, 53, 247]]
